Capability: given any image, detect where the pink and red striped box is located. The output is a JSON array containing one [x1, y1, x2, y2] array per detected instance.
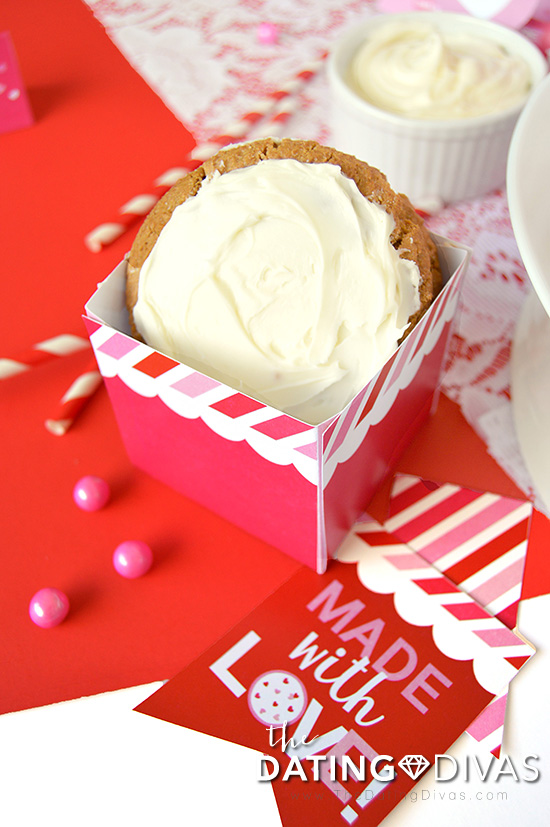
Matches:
[[84, 235, 469, 572]]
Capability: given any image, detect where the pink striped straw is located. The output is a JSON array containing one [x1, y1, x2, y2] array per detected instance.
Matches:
[[0, 334, 90, 380], [45, 357, 103, 436], [84, 51, 328, 253]]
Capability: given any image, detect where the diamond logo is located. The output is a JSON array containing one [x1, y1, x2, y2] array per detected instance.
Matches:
[[398, 754, 431, 780]]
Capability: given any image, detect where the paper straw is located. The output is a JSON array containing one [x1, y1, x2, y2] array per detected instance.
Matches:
[[45, 358, 103, 436], [194, 50, 327, 155], [0, 334, 90, 380], [252, 81, 313, 138], [84, 166, 194, 252], [84, 51, 327, 252]]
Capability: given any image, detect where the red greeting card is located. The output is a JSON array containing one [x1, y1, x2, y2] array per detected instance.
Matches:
[[136, 527, 533, 827]]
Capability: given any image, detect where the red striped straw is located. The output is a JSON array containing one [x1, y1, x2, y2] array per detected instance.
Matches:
[[253, 78, 314, 137], [0, 334, 90, 380], [45, 357, 103, 436], [84, 51, 328, 253], [84, 166, 196, 253]]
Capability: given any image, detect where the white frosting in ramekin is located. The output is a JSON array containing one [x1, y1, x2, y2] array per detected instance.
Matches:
[[133, 158, 421, 424], [349, 20, 532, 120]]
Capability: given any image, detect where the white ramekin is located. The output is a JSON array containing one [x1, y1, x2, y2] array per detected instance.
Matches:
[[327, 12, 548, 204]]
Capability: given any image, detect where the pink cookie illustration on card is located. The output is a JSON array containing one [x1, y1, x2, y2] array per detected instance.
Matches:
[[248, 670, 308, 726]]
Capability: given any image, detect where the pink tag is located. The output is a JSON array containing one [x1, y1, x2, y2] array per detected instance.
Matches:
[[377, 0, 540, 29], [0, 32, 33, 136]]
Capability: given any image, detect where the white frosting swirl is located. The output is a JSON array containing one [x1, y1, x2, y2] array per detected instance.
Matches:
[[133, 159, 421, 424], [349, 21, 532, 120]]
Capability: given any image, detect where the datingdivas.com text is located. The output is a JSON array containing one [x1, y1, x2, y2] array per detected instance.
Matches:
[[286, 787, 510, 803]]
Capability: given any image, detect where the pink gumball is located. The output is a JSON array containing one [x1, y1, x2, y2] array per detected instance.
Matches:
[[29, 588, 70, 629], [113, 540, 153, 579], [73, 475, 110, 512], [257, 22, 279, 45]]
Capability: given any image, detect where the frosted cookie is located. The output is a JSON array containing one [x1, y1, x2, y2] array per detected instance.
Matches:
[[126, 138, 441, 424]]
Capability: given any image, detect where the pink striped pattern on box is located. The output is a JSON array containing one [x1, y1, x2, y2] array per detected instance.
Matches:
[[170, 373, 221, 397], [295, 441, 317, 459], [325, 392, 363, 460], [97, 332, 140, 359], [387, 475, 532, 629], [469, 558, 526, 608], [385, 478, 532, 758], [251, 415, 312, 439], [467, 691, 508, 758], [354, 515, 535, 757], [474, 628, 527, 648], [379, 330, 415, 396], [356, 521, 530, 655], [89, 326, 319, 481], [444, 602, 489, 621], [415, 497, 523, 564], [355, 356, 395, 427], [393, 487, 484, 548], [444, 519, 529, 584]]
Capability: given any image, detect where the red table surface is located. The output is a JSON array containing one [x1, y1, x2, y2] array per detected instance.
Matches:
[[1, 0, 549, 716]]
